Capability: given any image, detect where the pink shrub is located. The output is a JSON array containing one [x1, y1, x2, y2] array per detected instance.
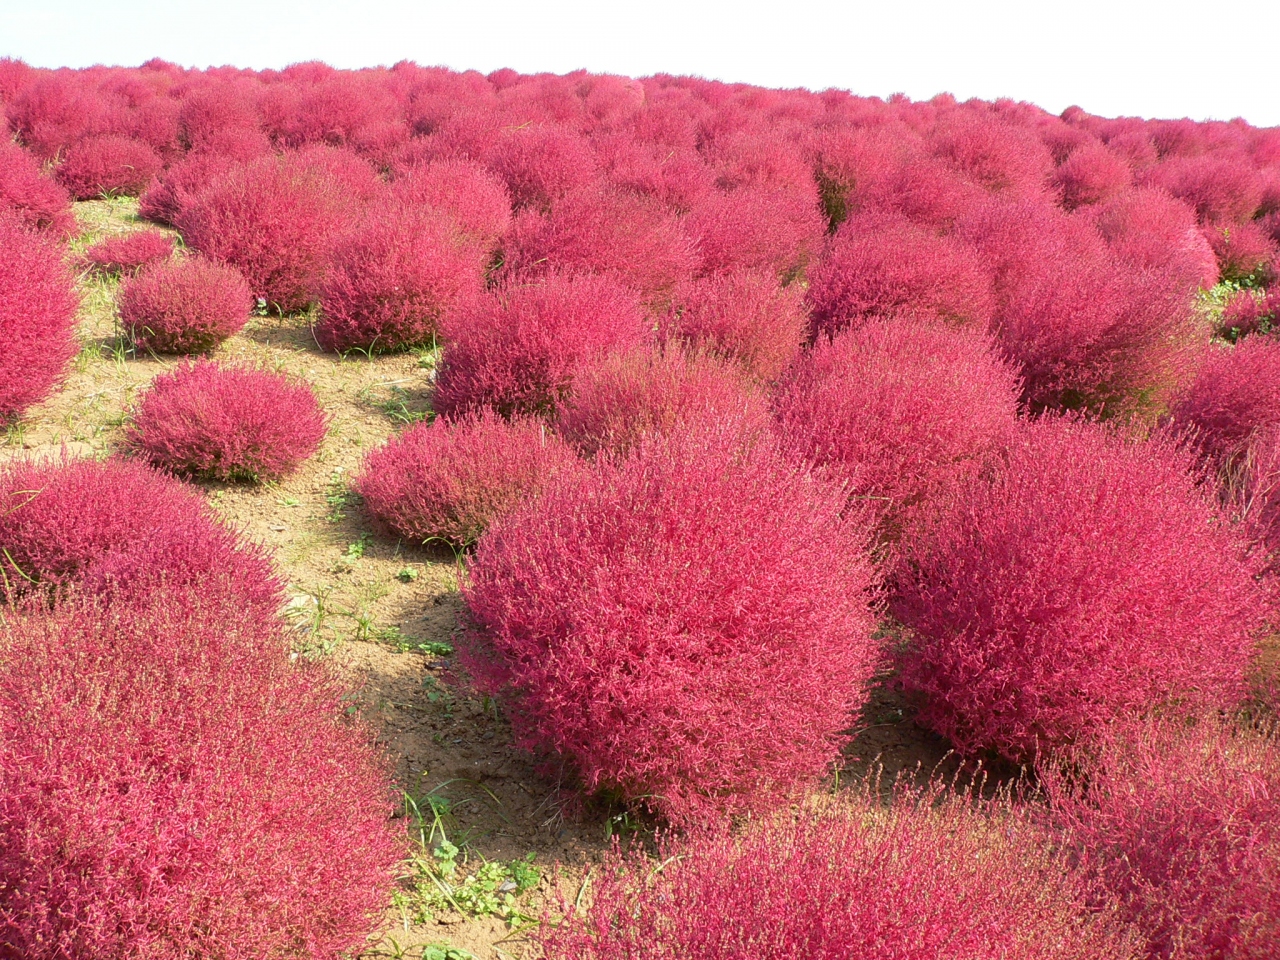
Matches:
[[176, 151, 368, 312], [125, 360, 328, 481], [137, 149, 249, 226], [1045, 719, 1280, 960], [683, 182, 826, 279], [6, 72, 110, 159], [1091, 186, 1220, 289], [0, 211, 79, 422], [595, 134, 714, 212], [355, 410, 577, 547], [460, 421, 879, 824], [891, 417, 1268, 762], [55, 134, 162, 199], [542, 791, 1133, 960], [662, 269, 807, 380], [118, 256, 253, 353], [806, 211, 995, 339], [813, 125, 985, 231], [1217, 288, 1279, 340], [176, 79, 263, 149], [928, 111, 1054, 194], [0, 456, 280, 612], [433, 273, 651, 419], [1052, 140, 1132, 209], [0, 588, 401, 960], [1145, 153, 1263, 223], [501, 185, 697, 303], [1242, 426, 1280, 574], [316, 203, 483, 354], [82, 228, 175, 275], [555, 345, 770, 458], [959, 197, 1200, 417], [1167, 336, 1280, 467], [484, 124, 599, 208], [388, 159, 512, 250], [0, 140, 76, 236], [773, 318, 1020, 547], [1202, 219, 1277, 285]]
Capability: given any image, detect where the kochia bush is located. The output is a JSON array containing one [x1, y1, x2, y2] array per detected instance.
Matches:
[[125, 361, 328, 482], [0, 589, 402, 960], [555, 345, 770, 458], [355, 410, 577, 548], [117, 256, 253, 353], [891, 417, 1268, 762], [55, 134, 163, 199], [773, 319, 1021, 548], [0, 211, 79, 422], [315, 203, 483, 354], [433, 273, 651, 420], [1045, 719, 1280, 960], [662, 269, 807, 381], [176, 150, 370, 312], [806, 211, 995, 339], [0, 140, 76, 236], [460, 422, 880, 824], [82, 228, 175, 275], [542, 790, 1135, 960], [1202, 219, 1277, 285], [0, 456, 280, 612], [1167, 337, 1280, 468]]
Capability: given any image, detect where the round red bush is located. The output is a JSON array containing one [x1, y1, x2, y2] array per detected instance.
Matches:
[[0, 140, 76, 236], [1045, 719, 1280, 960], [555, 345, 770, 458], [1144, 154, 1264, 223], [315, 202, 484, 354], [483, 123, 599, 209], [125, 360, 328, 482], [0, 211, 79, 422], [891, 417, 1268, 762], [542, 790, 1133, 960], [959, 197, 1200, 417], [662, 270, 807, 381], [1202, 219, 1277, 285], [806, 211, 995, 339], [433, 273, 651, 420], [1217, 288, 1280, 341], [460, 421, 879, 824], [0, 456, 280, 612], [55, 134, 162, 199], [355, 410, 577, 548], [1091, 187, 1219, 290], [176, 150, 370, 312], [501, 185, 697, 304], [773, 318, 1020, 547], [82, 228, 175, 275], [117, 256, 253, 353], [388, 159, 513, 251], [928, 111, 1055, 195], [0, 587, 402, 960], [1167, 337, 1280, 468], [1052, 140, 1133, 209], [682, 182, 826, 280]]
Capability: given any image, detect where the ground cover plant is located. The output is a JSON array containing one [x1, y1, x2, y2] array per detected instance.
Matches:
[[3, 56, 1280, 959]]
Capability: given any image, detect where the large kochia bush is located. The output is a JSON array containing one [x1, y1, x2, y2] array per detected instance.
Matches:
[[891, 417, 1269, 762], [1044, 719, 1280, 960], [541, 789, 1136, 960], [0, 588, 402, 960], [460, 421, 880, 824], [0, 211, 80, 422]]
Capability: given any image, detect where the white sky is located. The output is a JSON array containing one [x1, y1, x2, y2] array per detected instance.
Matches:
[[3, 0, 1278, 127]]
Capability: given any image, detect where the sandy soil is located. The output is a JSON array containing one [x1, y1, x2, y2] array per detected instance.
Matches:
[[2, 198, 998, 959]]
